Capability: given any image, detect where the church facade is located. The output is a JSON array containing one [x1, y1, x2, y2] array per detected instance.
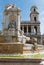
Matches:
[[1, 4, 41, 44], [21, 6, 41, 44]]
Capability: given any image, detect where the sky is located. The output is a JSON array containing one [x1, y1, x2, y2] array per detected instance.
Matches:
[[0, 0, 44, 34]]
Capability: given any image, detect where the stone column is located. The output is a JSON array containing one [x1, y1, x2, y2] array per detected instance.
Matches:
[[2, 15, 6, 30], [17, 11, 21, 37], [37, 26, 41, 44], [41, 35, 42, 44], [27, 25, 28, 34], [22, 25, 24, 33], [31, 26, 34, 35], [37, 26, 40, 35]]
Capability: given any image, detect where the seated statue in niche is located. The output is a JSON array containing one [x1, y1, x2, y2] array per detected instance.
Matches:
[[7, 20, 17, 36], [8, 20, 16, 29]]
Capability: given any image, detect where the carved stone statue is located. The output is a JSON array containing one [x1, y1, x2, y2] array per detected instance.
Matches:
[[8, 20, 16, 29], [31, 37, 38, 52]]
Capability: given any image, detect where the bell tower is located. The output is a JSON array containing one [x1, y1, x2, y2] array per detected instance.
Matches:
[[30, 6, 39, 23], [30, 6, 40, 35], [30, 6, 41, 44]]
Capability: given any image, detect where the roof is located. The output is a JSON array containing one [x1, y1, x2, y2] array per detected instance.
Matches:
[[30, 6, 38, 11], [21, 21, 30, 24], [21, 21, 40, 24]]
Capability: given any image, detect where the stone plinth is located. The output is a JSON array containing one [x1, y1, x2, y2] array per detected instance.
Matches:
[[0, 43, 24, 54]]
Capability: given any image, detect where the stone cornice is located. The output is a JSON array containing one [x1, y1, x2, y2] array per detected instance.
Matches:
[[4, 8, 21, 15]]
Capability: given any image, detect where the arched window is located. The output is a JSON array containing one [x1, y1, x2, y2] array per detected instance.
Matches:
[[34, 8, 36, 11], [34, 17, 36, 21]]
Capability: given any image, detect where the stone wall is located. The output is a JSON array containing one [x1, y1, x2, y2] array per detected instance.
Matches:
[[0, 36, 5, 43], [0, 43, 23, 54]]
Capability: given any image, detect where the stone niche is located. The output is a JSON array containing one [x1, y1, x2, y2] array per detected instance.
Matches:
[[0, 43, 24, 54]]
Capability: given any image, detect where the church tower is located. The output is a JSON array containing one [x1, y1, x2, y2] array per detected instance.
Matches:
[[30, 6, 41, 44], [30, 6, 40, 35], [30, 6, 39, 23]]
